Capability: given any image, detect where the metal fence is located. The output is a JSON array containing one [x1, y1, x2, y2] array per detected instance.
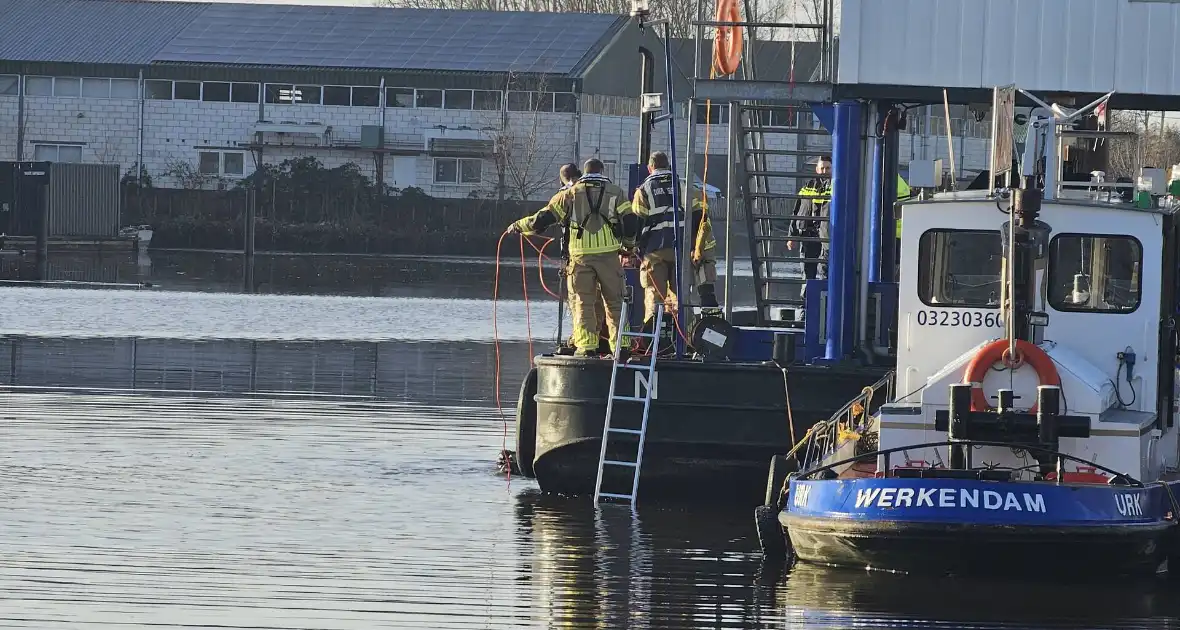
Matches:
[[0, 335, 534, 406]]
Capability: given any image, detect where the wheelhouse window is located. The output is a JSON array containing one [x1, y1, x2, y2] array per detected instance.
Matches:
[[917, 229, 1002, 308], [1047, 233, 1141, 313]]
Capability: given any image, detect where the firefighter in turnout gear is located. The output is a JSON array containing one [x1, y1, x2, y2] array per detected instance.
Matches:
[[632, 151, 719, 329], [509, 158, 636, 357], [787, 155, 832, 311], [546, 163, 614, 354]]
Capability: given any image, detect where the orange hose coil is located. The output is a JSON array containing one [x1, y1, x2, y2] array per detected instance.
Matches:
[[962, 339, 1061, 414], [711, 0, 744, 77]]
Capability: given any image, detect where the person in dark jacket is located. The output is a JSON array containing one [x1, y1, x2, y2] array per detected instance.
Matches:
[[786, 155, 832, 305]]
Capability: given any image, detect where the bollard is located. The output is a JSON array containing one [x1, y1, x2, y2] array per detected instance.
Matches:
[[948, 383, 973, 470], [1037, 385, 1061, 447], [997, 388, 1014, 414], [772, 332, 796, 368]]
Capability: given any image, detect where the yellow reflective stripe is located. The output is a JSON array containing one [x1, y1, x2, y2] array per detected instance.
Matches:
[[799, 187, 830, 198], [569, 220, 622, 255], [616, 200, 633, 214]]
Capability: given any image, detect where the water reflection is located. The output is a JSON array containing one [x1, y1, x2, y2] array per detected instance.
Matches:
[[515, 493, 771, 629], [777, 565, 1178, 629]]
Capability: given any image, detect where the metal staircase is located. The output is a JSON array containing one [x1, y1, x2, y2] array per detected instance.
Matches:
[[594, 295, 664, 506], [735, 103, 833, 326]]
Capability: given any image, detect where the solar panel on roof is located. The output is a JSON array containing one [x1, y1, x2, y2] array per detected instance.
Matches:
[[152, 3, 620, 73]]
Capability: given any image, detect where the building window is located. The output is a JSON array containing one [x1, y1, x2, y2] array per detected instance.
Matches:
[[111, 79, 138, 99], [1047, 233, 1142, 313], [444, 89, 473, 109], [695, 103, 729, 125], [24, 76, 52, 96], [508, 91, 563, 112], [174, 81, 201, 100], [223, 152, 245, 176], [917, 229, 1002, 308], [81, 78, 110, 98], [264, 84, 291, 104], [352, 86, 380, 107], [33, 143, 84, 163], [554, 92, 577, 113], [473, 90, 502, 111], [231, 83, 259, 103], [416, 89, 443, 108], [434, 158, 482, 184], [602, 160, 618, 182], [53, 77, 81, 97], [145, 80, 172, 100], [0, 75, 18, 96], [323, 85, 351, 106], [386, 87, 414, 107], [297, 85, 321, 105], [198, 151, 247, 177], [265, 84, 321, 104], [203, 82, 231, 102], [506, 91, 532, 111]]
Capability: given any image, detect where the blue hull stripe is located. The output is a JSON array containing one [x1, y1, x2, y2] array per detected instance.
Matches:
[[786, 478, 1179, 526]]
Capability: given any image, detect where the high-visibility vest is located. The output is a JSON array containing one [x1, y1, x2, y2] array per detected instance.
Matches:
[[895, 175, 913, 238], [632, 170, 713, 254], [556, 174, 632, 255]]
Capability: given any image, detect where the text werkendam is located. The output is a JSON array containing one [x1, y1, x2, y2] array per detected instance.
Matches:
[[854, 487, 1047, 512]]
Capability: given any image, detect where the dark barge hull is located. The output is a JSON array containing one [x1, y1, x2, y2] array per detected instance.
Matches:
[[783, 515, 1174, 576], [522, 354, 890, 504]]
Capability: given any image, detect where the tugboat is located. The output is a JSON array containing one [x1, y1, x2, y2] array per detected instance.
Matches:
[[756, 89, 1180, 575], [508, 0, 895, 502]]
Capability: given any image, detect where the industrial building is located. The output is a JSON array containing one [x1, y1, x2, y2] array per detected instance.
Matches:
[[0, 0, 992, 202]]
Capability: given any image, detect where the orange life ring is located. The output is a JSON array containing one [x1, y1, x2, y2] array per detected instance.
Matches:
[[962, 339, 1061, 413], [711, 0, 744, 77]]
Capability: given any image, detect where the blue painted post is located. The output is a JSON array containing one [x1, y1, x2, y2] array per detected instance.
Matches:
[[825, 101, 861, 361], [867, 102, 885, 284], [824, 102, 849, 360], [660, 21, 686, 358], [840, 102, 862, 356], [881, 108, 899, 283]]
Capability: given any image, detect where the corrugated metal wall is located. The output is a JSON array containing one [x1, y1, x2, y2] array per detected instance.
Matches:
[[838, 0, 1180, 96], [47, 163, 120, 237]]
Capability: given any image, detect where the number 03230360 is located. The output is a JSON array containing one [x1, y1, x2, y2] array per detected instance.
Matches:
[[915, 310, 1002, 328]]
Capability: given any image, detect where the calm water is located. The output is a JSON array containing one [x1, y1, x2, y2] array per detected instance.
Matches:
[[2, 252, 1179, 628], [2, 393, 1180, 628]]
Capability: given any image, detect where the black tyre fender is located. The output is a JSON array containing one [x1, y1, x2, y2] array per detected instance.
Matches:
[[754, 504, 788, 563], [764, 454, 798, 509], [514, 367, 539, 478]]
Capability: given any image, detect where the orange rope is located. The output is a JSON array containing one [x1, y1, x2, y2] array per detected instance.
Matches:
[[522, 236, 561, 299], [519, 236, 534, 362], [642, 266, 690, 345], [493, 230, 511, 487]]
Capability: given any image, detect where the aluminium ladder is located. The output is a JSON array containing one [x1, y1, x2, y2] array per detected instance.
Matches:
[[593, 293, 665, 506], [734, 102, 833, 326]]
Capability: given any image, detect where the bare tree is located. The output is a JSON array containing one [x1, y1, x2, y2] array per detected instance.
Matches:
[[161, 158, 215, 190], [92, 135, 123, 166], [1106, 111, 1180, 179], [482, 72, 568, 201], [376, 0, 797, 40]]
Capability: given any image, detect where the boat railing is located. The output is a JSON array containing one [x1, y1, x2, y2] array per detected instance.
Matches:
[[796, 370, 895, 470], [794, 439, 1145, 488]]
